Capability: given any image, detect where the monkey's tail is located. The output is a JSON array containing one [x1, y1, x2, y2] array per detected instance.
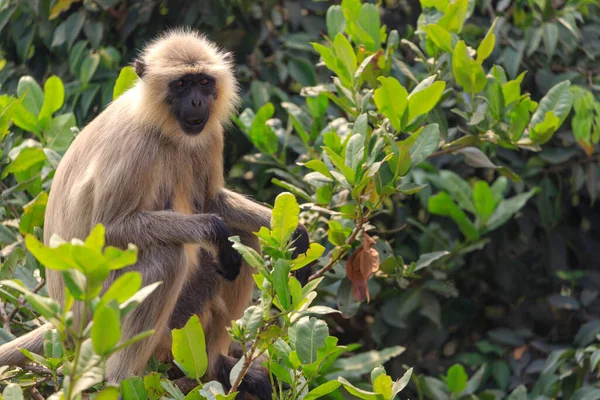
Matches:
[[0, 323, 50, 366]]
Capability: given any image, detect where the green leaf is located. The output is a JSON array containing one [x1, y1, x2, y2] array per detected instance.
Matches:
[[542, 22, 558, 60], [304, 160, 334, 179], [271, 192, 299, 248], [100, 272, 143, 306], [326, 6, 346, 39], [438, 0, 468, 33], [437, 170, 476, 213], [2, 147, 46, 178], [92, 305, 121, 355], [392, 368, 413, 397], [485, 187, 539, 232], [476, 18, 498, 63], [345, 133, 365, 171], [290, 316, 328, 364], [229, 236, 266, 271], [121, 377, 148, 400], [424, 24, 453, 53], [357, 4, 381, 51], [333, 346, 405, 379], [273, 260, 291, 311], [530, 80, 573, 129], [113, 66, 138, 100], [19, 191, 48, 235], [2, 384, 23, 400], [428, 192, 479, 241], [304, 381, 342, 400], [452, 40, 472, 92], [323, 146, 355, 184], [17, 76, 44, 116], [39, 76, 64, 125], [250, 102, 278, 155], [407, 81, 446, 123], [446, 364, 468, 395], [80, 53, 100, 86], [374, 76, 408, 131], [52, 11, 85, 50], [491, 360, 510, 391], [373, 374, 393, 398], [410, 123, 440, 166], [95, 386, 121, 400], [333, 33, 357, 79], [45, 112, 76, 152], [473, 181, 496, 224], [414, 251, 450, 271], [338, 377, 384, 400], [484, 77, 504, 121], [453, 41, 486, 94], [291, 243, 324, 270], [530, 111, 560, 145], [171, 315, 208, 380]]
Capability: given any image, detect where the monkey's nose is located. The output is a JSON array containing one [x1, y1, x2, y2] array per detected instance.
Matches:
[[191, 98, 202, 107]]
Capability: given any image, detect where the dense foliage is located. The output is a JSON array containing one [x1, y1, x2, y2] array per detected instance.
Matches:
[[0, 0, 599, 399]]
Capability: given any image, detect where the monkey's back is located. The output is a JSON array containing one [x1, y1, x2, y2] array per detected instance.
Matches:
[[44, 88, 161, 300]]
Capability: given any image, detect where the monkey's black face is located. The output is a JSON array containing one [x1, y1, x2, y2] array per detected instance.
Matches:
[[168, 73, 216, 135]]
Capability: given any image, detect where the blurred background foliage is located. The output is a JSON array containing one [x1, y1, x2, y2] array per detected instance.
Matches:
[[1, 0, 599, 398]]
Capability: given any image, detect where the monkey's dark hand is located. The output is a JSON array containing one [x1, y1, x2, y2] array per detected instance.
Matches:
[[289, 224, 313, 286], [210, 216, 243, 281]]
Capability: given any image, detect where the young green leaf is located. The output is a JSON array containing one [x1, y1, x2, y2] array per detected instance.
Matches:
[[428, 192, 479, 241], [476, 18, 498, 63], [333, 33, 357, 80], [473, 181, 496, 224], [304, 381, 342, 400], [374, 76, 408, 131], [92, 304, 121, 355], [271, 192, 300, 248], [424, 24, 453, 53], [121, 377, 148, 400], [273, 259, 291, 311], [407, 81, 446, 123], [291, 243, 325, 270], [373, 374, 393, 398], [38, 76, 65, 128], [530, 81, 573, 128], [410, 123, 440, 166], [171, 315, 208, 380], [446, 364, 468, 395], [113, 66, 138, 100], [17, 76, 44, 116], [250, 102, 278, 155], [326, 6, 346, 39]]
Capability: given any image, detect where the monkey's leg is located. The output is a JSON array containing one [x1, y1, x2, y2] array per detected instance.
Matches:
[[104, 245, 188, 382]]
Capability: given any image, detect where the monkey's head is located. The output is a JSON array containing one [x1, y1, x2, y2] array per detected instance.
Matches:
[[133, 29, 240, 139]]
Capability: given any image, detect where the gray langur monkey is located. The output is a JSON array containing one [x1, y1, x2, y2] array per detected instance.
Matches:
[[0, 29, 312, 399]]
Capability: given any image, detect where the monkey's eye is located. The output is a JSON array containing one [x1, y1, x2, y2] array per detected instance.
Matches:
[[176, 80, 186, 87], [200, 78, 210, 85]]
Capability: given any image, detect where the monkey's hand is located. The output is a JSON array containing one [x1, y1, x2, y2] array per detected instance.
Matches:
[[209, 215, 243, 281], [289, 224, 313, 286]]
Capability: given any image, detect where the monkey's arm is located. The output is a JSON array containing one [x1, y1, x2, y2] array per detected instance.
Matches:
[[101, 211, 241, 280], [207, 189, 312, 284]]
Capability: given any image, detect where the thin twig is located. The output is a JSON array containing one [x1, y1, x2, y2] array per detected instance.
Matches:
[[228, 334, 265, 394], [308, 214, 367, 282], [4, 279, 46, 331]]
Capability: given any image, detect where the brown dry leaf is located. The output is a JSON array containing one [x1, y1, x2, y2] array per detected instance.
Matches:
[[346, 233, 380, 302], [513, 345, 528, 360]]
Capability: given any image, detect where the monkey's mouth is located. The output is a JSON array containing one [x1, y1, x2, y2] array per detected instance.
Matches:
[[185, 118, 204, 125], [180, 117, 208, 135]]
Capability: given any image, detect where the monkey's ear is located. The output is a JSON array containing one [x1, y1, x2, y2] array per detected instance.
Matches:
[[134, 59, 146, 78]]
